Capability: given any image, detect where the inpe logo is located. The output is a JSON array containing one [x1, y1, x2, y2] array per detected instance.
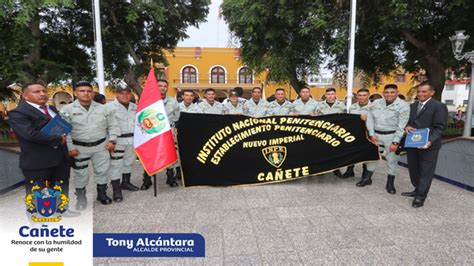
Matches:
[[262, 146, 287, 168]]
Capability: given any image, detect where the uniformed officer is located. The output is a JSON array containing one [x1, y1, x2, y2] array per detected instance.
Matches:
[[243, 87, 270, 117], [61, 82, 120, 209], [198, 88, 224, 114], [342, 88, 371, 178], [104, 86, 140, 202], [161, 79, 181, 187], [290, 87, 318, 115], [269, 88, 292, 115], [359, 84, 410, 194], [222, 87, 247, 105], [223, 91, 244, 114], [179, 89, 202, 113], [316, 88, 346, 177], [315, 88, 346, 115]]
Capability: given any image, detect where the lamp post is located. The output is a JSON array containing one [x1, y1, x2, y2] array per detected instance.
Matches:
[[450, 30, 474, 137]]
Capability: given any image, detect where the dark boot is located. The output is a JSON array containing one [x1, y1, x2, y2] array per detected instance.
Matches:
[[75, 187, 87, 211], [356, 171, 373, 187], [96, 184, 112, 205], [111, 179, 123, 202], [121, 173, 139, 191], [174, 167, 182, 182], [333, 169, 342, 178], [140, 172, 152, 190], [342, 166, 355, 178], [166, 169, 178, 187], [362, 164, 368, 178], [386, 175, 396, 194]]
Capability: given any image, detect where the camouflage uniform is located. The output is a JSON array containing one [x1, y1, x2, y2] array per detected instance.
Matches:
[[198, 100, 224, 114], [61, 100, 120, 207], [290, 98, 318, 115], [316, 100, 346, 115], [359, 97, 410, 193], [223, 101, 244, 115], [269, 100, 293, 116], [243, 99, 270, 117]]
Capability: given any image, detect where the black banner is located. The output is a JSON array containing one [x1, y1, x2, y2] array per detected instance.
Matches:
[[177, 113, 379, 187]]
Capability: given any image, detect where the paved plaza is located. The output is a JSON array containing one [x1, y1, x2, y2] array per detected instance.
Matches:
[[92, 162, 474, 265], [1, 158, 472, 265]]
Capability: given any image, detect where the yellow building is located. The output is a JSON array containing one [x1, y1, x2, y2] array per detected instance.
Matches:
[[1, 47, 420, 115], [161, 47, 294, 100], [161, 47, 418, 102]]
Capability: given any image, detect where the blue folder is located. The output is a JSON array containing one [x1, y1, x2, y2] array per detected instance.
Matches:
[[40, 115, 72, 136], [404, 128, 430, 148]]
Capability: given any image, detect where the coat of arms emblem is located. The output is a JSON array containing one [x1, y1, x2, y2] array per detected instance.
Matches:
[[24, 180, 69, 222]]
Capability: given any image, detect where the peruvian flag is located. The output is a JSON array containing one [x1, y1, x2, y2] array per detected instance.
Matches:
[[134, 67, 177, 175]]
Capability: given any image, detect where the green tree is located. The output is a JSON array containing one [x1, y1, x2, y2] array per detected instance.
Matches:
[[0, 0, 210, 96], [330, 0, 474, 100], [0, 0, 92, 98], [99, 0, 210, 94], [221, 0, 335, 92]]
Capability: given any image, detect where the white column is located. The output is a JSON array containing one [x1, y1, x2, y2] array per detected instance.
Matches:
[[346, 0, 357, 111], [93, 0, 105, 94], [463, 53, 474, 137]]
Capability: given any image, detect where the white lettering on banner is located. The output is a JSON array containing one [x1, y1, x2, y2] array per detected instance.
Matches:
[[105, 238, 134, 249], [104, 237, 196, 250]]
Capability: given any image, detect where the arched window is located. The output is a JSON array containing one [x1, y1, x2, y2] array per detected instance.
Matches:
[[211, 66, 226, 83], [182, 66, 197, 83], [238, 67, 253, 84]]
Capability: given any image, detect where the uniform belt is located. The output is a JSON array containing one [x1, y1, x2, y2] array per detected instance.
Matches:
[[375, 130, 396, 135], [118, 133, 133, 138], [72, 138, 106, 147]]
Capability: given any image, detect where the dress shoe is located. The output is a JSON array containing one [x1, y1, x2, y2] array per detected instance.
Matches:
[[412, 198, 424, 208], [401, 190, 417, 197], [333, 169, 342, 178], [386, 174, 396, 194]]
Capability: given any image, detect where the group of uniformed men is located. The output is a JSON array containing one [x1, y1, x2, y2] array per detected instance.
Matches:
[[60, 80, 409, 209]]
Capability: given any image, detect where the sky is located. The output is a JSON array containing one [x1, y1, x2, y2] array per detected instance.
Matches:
[[178, 0, 231, 48]]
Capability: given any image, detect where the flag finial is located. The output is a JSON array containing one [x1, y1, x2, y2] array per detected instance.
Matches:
[[150, 58, 154, 69]]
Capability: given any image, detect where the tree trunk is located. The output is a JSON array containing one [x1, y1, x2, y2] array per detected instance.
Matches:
[[424, 55, 446, 101], [26, 14, 41, 81], [125, 69, 143, 96], [402, 30, 446, 101]]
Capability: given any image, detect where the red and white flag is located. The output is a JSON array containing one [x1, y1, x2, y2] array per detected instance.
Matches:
[[134, 67, 177, 175]]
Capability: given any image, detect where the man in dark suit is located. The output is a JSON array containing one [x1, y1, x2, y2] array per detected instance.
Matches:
[[403, 81, 448, 208], [9, 82, 78, 216]]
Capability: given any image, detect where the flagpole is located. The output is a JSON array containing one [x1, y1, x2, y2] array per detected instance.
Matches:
[[93, 0, 105, 95], [346, 0, 357, 111]]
